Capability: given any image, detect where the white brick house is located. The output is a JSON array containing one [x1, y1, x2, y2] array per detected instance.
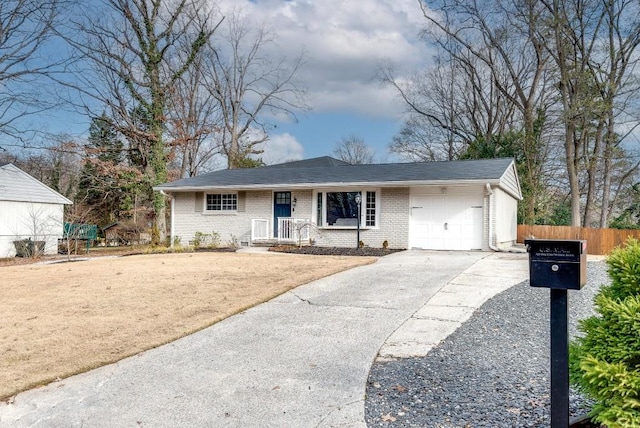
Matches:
[[155, 157, 522, 250]]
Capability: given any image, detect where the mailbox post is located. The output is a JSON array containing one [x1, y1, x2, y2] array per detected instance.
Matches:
[[525, 239, 587, 428]]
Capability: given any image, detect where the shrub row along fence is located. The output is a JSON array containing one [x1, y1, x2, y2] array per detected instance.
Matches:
[[517, 225, 640, 255]]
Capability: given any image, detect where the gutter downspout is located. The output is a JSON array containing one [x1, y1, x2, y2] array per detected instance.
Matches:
[[169, 193, 174, 248], [486, 183, 500, 252]]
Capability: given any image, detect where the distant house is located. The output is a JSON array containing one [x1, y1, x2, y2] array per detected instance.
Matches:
[[155, 157, 522, 251], [0, 163, 73, 257]]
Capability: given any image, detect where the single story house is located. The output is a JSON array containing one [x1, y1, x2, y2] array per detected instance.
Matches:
[[154, 157, 522, 251], [0, 163, 73, 257]]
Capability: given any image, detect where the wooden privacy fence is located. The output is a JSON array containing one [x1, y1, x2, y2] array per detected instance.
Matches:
[[517, 225, 640, 255]]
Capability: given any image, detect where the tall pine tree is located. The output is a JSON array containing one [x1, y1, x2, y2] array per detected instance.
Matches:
[[77, 114, 126, 225]]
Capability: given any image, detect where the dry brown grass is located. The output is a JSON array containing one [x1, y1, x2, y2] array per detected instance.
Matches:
[[0, 252, 376, 400]]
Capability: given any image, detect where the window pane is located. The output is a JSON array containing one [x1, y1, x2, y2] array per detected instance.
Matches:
[[206, 194, 221, 210], [222, 194, 237, 210], [206, 194, 237, 211], [317, 192, 323, 226], [275, 192, 290, 204], [326, 192, 360, 226], [366, 191, 376, 227]]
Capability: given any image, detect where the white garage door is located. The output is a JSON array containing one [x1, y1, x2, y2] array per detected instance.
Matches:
[[409, 194, 483, 250]]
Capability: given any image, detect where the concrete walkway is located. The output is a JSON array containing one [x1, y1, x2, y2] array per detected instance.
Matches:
[[0, 251, 528, 428]]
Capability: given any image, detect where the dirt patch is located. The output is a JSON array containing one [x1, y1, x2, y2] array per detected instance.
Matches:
[[0, 252, 376, 400]]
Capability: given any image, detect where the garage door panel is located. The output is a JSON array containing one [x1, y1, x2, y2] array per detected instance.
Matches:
[[410, 194, 483, 250]]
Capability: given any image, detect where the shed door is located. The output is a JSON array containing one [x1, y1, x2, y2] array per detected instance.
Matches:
[[409, 194, 483, 250]]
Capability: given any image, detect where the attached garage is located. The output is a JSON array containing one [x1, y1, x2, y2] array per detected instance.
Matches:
[[409, 190, 484, 250]]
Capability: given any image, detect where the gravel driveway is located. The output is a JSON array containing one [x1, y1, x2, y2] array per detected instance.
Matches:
[[365, 260, 607, 428]]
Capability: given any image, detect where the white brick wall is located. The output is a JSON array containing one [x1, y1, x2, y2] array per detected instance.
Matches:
[[170, 185, 519, 251], [172, 191, 272, 246], [170, 187, 411, 249]]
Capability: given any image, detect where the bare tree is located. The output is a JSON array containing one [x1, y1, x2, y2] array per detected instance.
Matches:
[[382, 45, 518, 162], [167, 36, 222, 178], [589, 0, 640, 227], [411, 0, 552, 224], [6, 137, 82, 199], [0, 0, 71, 147], [540, 0, 640, 226], [380, 56, 468, 162], [333, 135, 375, 164], [202, 12, 308, 169], [67, 0, 221, 243], [389, 116, 442, 162], [386, 0, 640, 225]]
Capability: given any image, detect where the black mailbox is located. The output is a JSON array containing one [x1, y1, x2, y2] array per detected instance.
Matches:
[[525, 239, 587, 290]]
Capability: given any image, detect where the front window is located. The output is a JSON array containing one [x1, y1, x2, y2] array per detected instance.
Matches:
[[316, 190, 377, 227], [206, 193, 237, 211], [326, 192, 360, 226]]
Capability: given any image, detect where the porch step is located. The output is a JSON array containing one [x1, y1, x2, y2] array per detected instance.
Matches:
[[251, 241, 279, 247], [251, 240, 310, 247]]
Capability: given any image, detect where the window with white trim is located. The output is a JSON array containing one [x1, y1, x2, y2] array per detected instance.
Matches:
[[365, 191, 376, 227], [316, 190, 377, 227], [206, 193, 237, 211]]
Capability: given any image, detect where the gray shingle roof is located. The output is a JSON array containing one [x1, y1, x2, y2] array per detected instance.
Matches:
[[261, 156, 351, 168], [156, 157, 516, 191]]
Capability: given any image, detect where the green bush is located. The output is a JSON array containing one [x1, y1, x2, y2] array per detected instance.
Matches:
[[570, 238, 640, 428]]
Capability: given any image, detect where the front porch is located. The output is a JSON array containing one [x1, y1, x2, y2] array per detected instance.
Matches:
[[251, 218, 312, 246]]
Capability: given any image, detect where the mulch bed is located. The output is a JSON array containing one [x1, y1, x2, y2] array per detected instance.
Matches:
[[268, 246, 404, 257], [193, 247, 238, 253]]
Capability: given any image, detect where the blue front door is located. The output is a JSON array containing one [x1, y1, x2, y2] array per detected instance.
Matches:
[[274, 192, 292, 236]]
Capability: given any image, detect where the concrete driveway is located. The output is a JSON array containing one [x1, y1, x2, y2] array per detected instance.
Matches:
[[0, 250, 528, 427]]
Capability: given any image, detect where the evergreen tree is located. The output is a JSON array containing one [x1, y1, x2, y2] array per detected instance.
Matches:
[[77, 114, 125, 225], [570, 239, 640, 427]]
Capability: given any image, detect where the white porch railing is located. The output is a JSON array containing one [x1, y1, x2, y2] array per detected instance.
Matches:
[[278, 217, 311, 243], [251, 219, 269, 241], [251, 217, 311, 243]]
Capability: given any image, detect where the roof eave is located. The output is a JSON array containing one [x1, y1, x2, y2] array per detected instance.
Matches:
[[155, 179, 502, 193], [1, 196, 73, 205]]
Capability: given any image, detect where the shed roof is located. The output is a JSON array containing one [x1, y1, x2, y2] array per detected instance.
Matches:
[[0, 163, 73, 205], [156, 157, 522, 199]]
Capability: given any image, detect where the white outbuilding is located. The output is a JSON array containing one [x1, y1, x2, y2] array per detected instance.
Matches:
[[0, 163, 73, 257]]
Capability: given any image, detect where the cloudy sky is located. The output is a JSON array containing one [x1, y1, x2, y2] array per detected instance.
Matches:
[[33, 0, 431, 166], [216, 0, 431, 164]]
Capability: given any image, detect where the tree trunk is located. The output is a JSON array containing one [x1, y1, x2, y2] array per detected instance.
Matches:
[[600, 148, 612, 227], [599, 116, 615, 227], [583, 123, 604, 227], [566, 130, 582, 227]]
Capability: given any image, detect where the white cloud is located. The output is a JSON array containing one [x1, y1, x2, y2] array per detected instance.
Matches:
[[312, 82, 404, 118], [261, 133, 305, 164], [216, 0, 429, 119]]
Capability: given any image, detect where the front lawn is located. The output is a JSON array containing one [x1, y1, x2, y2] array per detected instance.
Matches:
[[0, 252, 376, 400]]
